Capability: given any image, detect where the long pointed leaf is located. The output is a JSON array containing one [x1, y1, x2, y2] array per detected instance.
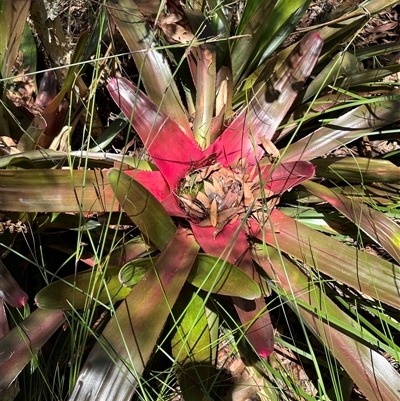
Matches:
[[0, 308, 65, 397], [67, 227, 199, 401], [260, 161, 315, 194], [192, 44, 216, 149], [283, 89, 400, 162], [0, 169, 118, 212], [206, 32, 323, 168], [0, 168, 171, 213], [171, 288, 215, 400], [252, 245, 400, 401], [107, 0, 191, 134], [252, 210, 400, 309], [190, 222, 274, 357], [0, 260, 28, 308], [231, 0, 278, 85], [119, 253, 261, 299], [313, 157, 400, 183], [35, 267, 131, 310], [0, 0, 30, 79], [302, 180, 400, 264], [107, 78, 205, 189], [189, 254, 261, 299], [108, 169, 176, 250], [235, 0, 313, 82]]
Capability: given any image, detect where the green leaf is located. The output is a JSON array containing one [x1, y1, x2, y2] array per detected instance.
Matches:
[[334, 64, 400, 90], [118, 258, 154, 288], [43, 29, 89, 114], [107, 0, 191, 134], [119, 253, 261, 299], [107, 239, 153, 268], [108, 169, 176, 250], [17, 114, 47, 151], [258, 210, 400, 309], [298, 51, 361, 104], [302, 180, 400, 264], [192, 44, 216, 149], [67, 227, 199, 401], [0, 0, 30, 79], [283, 89, 400, 162], [253, 245, 400, 401], [231, 0, 278, 85], [0, 150, 153, 170], [313, 157, 400, 183], [19, 22, 37, 81], [0, 169, 119, 212], [189, 254, 261, 299], [0, 308, 65, 397], [234, 0, 313, 83], [89, 112, 129, 151], [171, 288, 216, 401], [35, 267, 131, 310]]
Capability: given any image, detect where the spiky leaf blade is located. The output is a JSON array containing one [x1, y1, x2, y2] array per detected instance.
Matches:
[[283, 89, 400, 162], [107, 78, 205, 189], [0, 308, 65, 397], [67, 227, 199, 401], [35, 267, 131, 310], [108, 169, 176, 250], [107, 0, 191, 134], [252, 210, 400, 309], [303, 180, 400, 264], [0, 261, 28, 308], [119, 254, 261, 299], [253, 245, 400, 401], [207, 32, 323, 167], [171, 288, 216, 401]]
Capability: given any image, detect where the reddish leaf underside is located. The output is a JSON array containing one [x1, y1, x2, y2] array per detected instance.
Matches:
[[206, 32, 324, 168], [0, 261, 28, 308], [107, 77, 205, 189], [260, 161, 316, 194], [190, 221, 274, 357]]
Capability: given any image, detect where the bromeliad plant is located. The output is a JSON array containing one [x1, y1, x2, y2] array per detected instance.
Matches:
[[106, 30, 321, 342], [1, 0, 400, 400], [58, 31, 322, 401]]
